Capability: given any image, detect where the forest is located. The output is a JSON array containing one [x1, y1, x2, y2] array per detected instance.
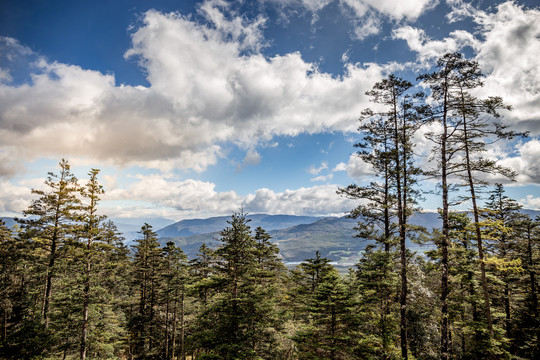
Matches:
[[0, 52, 538, 360]]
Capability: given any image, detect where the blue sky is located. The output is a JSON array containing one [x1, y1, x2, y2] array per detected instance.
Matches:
[[0, 0, 539, 221]]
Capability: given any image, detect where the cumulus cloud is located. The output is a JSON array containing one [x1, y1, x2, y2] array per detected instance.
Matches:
[[396, 2, 540, 133], [264, 0, 332, 13], [265, 0, 437, 39], [236, 148, 262, 172], [0, 151, 26, 179], [498, 139, 540, 185], [308, 161, 328, 175], [471, 2, 540, 134], [268, 0, 437, 21], [341, 0, 438, 39], [108, 176, 240, 213], [199, 0, 268, 52], [351, 13, 382, 40], [333, 162, 347, 172], [392, 26, 479, 63], [0, 68, 12, 83], [333, 153, 374, 180], [342, 0, 438, 21], [105, 175, 356, 217], [0, 180, 34, 215], [0, 4, 385, 174], [310, 174, 334, 182], [244, 184, 356, 215], [519, 194, 540, 210]]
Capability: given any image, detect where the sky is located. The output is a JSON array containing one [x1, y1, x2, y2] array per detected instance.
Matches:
[[0, 0, 539, 222]]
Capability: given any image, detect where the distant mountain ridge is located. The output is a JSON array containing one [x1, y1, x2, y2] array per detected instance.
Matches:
[[4, 209, 539, 265], [155, 209, 540, 263], [156, 214, 322, 238], [157, 212, 447, 263]]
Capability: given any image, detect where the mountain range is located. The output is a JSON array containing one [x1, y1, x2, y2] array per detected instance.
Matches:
[[4, 209, 538, 266], [155, 213, 443, 264]]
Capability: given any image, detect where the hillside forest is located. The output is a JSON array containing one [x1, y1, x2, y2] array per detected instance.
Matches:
[[0, 52, 538, 360]]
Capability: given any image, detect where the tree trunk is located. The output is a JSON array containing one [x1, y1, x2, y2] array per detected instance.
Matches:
[[80, 256, 90, 360], [43, 213, 60, 328], [171, 294, 177, 360], [527, 223, 538, 317], [392, 87, 408, 360], [181, 291, 185, 360], [440, 83, 450, 360], [504, 281, 511, 341], [460, 89, 494, 339], [165, 283, 170, 360]]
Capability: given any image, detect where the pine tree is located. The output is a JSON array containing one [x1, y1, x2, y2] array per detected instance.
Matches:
[[418, 54, 476, 358], [79, 168, 106, 360], [418, 54, 525, 356], [294, 267, 358, 360], [17, 159, 81, 329], [130, 223, 163, 359], [0, 220, 14, 340], [512, 215, 539, 358], [339, 75, 424, 358], [201, 212, 259, 358], [447, 212, 483, 357], [299, 251, 333, 293], [482, 184, 526, 356], [355, 245, 399, 359], [86, 220, 130, 359], [0, 218, 55, 359], [451, 53, 525, 352], [338, 106, 397, 252], [251, 227, 288, 359], [161, 241, 189, 360], [195, 212, 286, 359], [190, 243, 217, 306]]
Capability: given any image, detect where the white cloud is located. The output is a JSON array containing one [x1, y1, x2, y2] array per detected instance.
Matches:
[[310, 174, 334, 182], [392, 26, 479, 63], [244, 184, 356, 215], [0, 150, 26, 178], [341, 0, 438, 39], [445, 0, 476, 23], [199, 0, 268, 52], [519, 194, 540, 210], [243, 148, 263, 166], [264, 0, 332, 13], [0, 5, 385, 174], [107, 176, 240, 214], [0, 180, 34, 215], [343, 153, 374, 179], [236, 148, 262, 172], [342, 0, 438, 21], [351, 13, 382, 40], [308, 161, 328, 175], [0, 36, 33, 62], [0, 68, 12, 83], [471, 2, 540, 134], [499, 139, 540, 185], [266, 0, 437, 40], [333, 162, 347, 172], [268, 0, 437, 21], [104, 174, 356, 217], [396, 2, 540, 133]]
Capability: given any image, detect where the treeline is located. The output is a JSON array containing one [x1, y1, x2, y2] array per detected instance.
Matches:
[[0, 52, 538, 359]]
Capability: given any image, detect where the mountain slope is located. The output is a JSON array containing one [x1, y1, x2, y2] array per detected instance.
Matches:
[[156, 214, 322, 238], [158, 214, 440, 263]]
